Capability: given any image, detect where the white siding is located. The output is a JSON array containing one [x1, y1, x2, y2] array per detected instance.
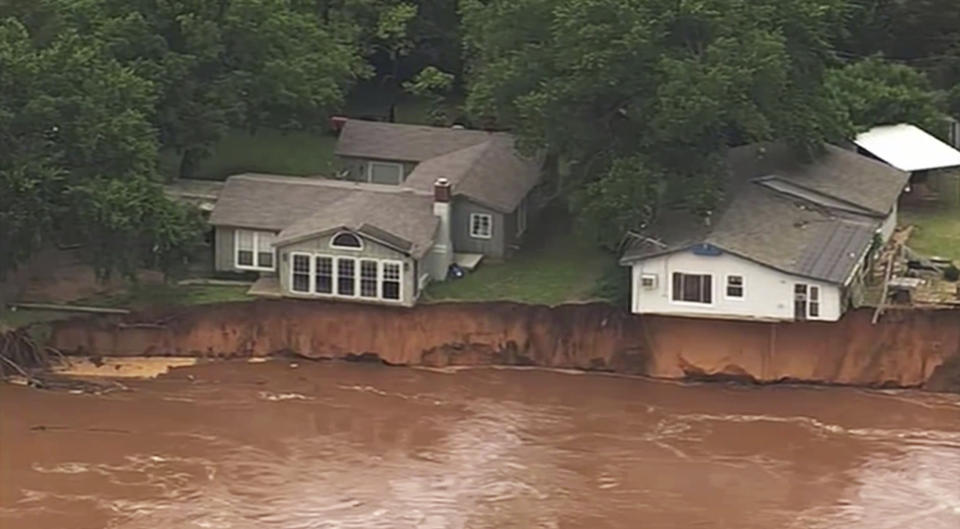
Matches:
[[629, 250, 844, 322], [879, 203, 897, 242]]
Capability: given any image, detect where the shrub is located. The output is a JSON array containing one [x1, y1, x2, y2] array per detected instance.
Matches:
[[944, 264, 959, 282]]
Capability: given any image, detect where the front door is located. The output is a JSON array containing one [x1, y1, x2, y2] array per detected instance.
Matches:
[[794, 284, 808, 321]]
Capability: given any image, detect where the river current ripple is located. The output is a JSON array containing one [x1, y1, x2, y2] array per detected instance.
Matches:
[[1, 361, 959, 528]]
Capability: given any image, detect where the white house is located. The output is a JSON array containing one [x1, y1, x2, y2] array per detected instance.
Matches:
[[620, 142, 909, 322]]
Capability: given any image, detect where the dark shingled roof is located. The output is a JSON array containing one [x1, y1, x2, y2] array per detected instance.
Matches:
[[336, 120, 542, 213], [209, 174, 437, 258], [620, 142, 908, 285], [726, 142, 908, 215]]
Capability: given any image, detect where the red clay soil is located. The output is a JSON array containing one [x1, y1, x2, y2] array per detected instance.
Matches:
[[46, 300, 960, 391]]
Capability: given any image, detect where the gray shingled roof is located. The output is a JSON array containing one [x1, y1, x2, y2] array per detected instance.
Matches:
[[336, 120, 542, 213], [276, 192, 438, 258], [727, 142, 908, 215], [335, 120, 495, 162], [620, 142, 907, 285], [209, 174, 437, 258], [404, 135, 542, 212]]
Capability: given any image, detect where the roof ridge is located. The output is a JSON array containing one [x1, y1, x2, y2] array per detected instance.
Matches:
[[231, 173, 432, 197]]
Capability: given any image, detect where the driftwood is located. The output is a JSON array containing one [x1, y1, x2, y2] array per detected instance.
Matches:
[[0, 329, 53, 382]]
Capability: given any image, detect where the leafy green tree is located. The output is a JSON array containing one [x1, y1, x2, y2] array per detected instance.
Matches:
[[462, 0, 850, 248], [403, 65, 454, 125], [841, 0, 960, 89], [827, 56, 948, 135], [0, 17, 202, 279], [56, 0, 367, 177]]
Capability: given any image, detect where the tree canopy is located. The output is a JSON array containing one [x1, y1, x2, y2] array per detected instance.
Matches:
[[1, 0, 957, 276], [462, 0, 861, 246]]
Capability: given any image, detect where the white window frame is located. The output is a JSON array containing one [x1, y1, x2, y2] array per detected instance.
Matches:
[[290, 252, 313, 293], [380, 260, 403, 301], [808, 285, 821, 319], [640, 273, 658, 290], [286, 253, 404, 303], [235, 229, 276, 271], [669, 271, 715, 306], [335, 257, 357, 297], [314, 255, 334, 294], [330, 231, 364, 251], [366, 161, 404, 185], [470, 213, 493, 240], [724, 274, 745, 300]]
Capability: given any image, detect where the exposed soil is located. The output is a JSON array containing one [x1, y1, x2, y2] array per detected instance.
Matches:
[[44, 300, 960, 391]]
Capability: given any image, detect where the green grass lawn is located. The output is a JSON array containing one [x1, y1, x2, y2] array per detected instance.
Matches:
[[424, 209, 620, 306], [899, 204, 960, 261], [161, 128, 339, 181], [76, 283, 253, 311]]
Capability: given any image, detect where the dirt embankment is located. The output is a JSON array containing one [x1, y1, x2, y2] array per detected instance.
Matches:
[[46, 300, 960, 391]]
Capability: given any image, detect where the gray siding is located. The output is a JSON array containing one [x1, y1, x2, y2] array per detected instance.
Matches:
[[277, 231, 418, 307], [339, 156, 417, 184], [451, 198, 506, 259], [215, 226, 236, 272]]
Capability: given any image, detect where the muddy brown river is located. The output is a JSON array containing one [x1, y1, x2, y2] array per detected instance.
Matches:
[[1, 360, 959, 529]]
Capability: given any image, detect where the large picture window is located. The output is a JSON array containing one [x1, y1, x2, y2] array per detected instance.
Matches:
[[470, 213, 493, 239], [235, 229, 276, 271], [289, 254, 402, 302], [672, 272, 713, 304]]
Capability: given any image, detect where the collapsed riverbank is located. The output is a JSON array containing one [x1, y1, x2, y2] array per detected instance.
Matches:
[[42, 299, 960, 392]]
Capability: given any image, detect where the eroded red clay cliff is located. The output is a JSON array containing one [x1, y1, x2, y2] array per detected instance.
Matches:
[[47, 300, 960, 390]]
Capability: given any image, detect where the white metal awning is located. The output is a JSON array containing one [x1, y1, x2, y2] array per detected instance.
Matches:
[[854, 123, 960, 172]]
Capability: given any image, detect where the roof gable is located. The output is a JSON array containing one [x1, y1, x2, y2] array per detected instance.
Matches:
[[404, 136, 542, 212]]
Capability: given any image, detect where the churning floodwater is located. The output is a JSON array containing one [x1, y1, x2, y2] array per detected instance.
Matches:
[[1, 360, 959, 529]]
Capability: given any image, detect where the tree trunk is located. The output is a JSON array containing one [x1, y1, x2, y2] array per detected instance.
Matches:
[[179, 148, 202, 179]]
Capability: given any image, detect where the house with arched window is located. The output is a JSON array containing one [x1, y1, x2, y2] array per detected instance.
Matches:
[[206, 121, 543, 306]]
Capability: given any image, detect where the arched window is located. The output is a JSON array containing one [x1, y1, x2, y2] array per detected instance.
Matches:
[[331, 232, 363, 250]]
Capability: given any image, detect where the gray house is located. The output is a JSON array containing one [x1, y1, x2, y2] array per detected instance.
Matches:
[[207, 120, 542, 306], [335, 119, 539, 259]]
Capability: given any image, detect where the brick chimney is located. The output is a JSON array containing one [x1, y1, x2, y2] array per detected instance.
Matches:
[[434, 177, 452, 203]]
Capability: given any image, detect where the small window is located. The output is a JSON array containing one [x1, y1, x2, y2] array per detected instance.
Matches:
[[671, 272, 712, 304], [236, 229, 276, 270], [726, 275, 744, 299], [470, 213, 493, 239], [809, 286, 820, 317], [382, 262, 401, 300], [360, 260, 378, 298], [315, 256, 333, 294], [237, 230, 255, 267], [337, 258, 355, 296], [641, 274, 658, 289], [331, 232, 362, 249], [368, 162, 403, 185], [257, 232, 276, 269], [291, 254, 311, 293]]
